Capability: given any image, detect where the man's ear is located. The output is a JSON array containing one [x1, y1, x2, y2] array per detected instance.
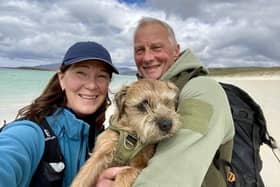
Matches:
[[174, 43, 180, 60]]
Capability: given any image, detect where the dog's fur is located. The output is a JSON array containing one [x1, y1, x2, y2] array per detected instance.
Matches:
[[71, 79, 181, 187]]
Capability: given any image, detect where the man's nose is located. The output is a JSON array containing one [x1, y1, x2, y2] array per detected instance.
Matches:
[[143, 49, 154, 62]]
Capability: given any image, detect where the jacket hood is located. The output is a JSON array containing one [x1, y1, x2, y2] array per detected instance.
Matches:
[[160, 49, 208, 81]]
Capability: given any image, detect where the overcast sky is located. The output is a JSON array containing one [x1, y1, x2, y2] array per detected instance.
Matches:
[[0, 0, 279, 68]]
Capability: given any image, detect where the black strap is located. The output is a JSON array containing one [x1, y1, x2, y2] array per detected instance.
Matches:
[[214, 151, 239, 187], [39, 118, 64, 162], [30, 118, 65, 187], [0, 120, 7, 132]]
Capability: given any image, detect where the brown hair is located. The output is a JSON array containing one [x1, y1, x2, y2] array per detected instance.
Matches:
[[16, 64, 112, 132]]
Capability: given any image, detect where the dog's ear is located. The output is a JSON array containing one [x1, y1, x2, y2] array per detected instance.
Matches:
[[114, 85, 129, 120], [166, 81, 180, 110]]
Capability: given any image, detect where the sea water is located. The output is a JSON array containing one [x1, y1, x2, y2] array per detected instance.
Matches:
[[0, 68, 136, 124]]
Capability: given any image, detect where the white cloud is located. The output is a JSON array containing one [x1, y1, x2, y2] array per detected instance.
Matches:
[[0, 0, 279, 67]]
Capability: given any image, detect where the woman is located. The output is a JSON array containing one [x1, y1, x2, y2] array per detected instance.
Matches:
[[0, 41, 119, 187]]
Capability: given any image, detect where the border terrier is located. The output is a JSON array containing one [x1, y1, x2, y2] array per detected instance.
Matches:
[[71, 79, 181, 187]]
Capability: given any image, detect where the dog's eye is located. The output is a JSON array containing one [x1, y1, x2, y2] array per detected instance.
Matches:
[[163, 99, 178, 110], [164, 99, 174, 106], [136, 99, 149, 112]]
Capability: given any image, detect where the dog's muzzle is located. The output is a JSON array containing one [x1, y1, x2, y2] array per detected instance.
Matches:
[[157, 117, 173, 132]]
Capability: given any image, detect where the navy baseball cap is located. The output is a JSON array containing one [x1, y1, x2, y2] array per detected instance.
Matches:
[[62, 41, 119, 74]]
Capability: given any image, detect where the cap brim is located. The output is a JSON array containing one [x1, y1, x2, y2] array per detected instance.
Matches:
[[63, 57, 119, 74]]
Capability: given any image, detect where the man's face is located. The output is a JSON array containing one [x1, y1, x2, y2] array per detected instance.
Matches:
[[134, 23, 180, 80]]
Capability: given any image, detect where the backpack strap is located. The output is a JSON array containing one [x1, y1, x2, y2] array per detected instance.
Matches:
[[0, 120, 7, 132], [30, 118, 65, 187], [2, 120, 7, 127], [214, 142, 238, 187]]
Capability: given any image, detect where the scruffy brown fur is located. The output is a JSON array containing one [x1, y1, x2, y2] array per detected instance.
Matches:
[[71, 79, 181, 187]]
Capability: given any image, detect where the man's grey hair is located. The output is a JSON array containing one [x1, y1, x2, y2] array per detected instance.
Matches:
[[134, 17, 178, 47]]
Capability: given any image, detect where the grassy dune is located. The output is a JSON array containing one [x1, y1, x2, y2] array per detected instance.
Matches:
[[208, 67, 280, 77]]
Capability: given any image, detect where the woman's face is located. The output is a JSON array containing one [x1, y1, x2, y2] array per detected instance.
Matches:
[[58, 60, 111, 117]]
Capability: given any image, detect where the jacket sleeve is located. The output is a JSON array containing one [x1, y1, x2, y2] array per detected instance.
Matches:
[[0, 120, 45, 186], [133, 77, 234, 187]]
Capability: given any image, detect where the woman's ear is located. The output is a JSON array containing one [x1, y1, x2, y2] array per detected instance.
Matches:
[[57, 71, 65, 90]]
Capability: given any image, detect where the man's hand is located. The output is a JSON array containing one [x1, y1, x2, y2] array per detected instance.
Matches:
[[95, 166, 130, 187]]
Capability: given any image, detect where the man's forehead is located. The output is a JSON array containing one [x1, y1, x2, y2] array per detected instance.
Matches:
[[134, 40, 163, 47], [135, 23, 168, 38]]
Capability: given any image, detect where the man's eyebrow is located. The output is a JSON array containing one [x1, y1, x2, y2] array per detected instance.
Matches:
[[150, 41, 162, 45], [134, 44, 144, 48], [135, 46, 143, 50]]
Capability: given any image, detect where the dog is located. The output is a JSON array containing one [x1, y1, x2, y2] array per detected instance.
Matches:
[[71, 79, 181, 187]]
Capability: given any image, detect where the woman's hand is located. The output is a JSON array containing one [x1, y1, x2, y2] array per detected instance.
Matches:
[[95, 166, 130, 187]]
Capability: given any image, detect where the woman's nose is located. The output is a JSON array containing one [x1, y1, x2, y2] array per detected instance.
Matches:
[[84, 79, 98, 90]]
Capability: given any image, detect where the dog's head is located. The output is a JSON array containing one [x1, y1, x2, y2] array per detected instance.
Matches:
[[112, 79, 181, 144]]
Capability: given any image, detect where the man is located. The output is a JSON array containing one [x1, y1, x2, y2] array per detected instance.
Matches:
[[132, 17, 234, 187], [97, 17, 234, 187]]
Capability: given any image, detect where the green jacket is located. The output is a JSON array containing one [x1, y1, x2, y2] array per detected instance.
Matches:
[[133, 49, 234, 187]]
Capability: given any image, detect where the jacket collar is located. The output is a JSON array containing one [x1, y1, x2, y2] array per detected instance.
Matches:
[[46, 108, 90, 139], [160, 49, 208, 81]]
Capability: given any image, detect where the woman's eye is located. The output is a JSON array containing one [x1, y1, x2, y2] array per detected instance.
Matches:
[[97, 74, 110, 80], [75, 71, 88, 80], [77, 71, 86, 76]]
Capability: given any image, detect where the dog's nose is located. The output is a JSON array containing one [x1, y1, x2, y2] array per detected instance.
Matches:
[[158, 118, 173, 132]]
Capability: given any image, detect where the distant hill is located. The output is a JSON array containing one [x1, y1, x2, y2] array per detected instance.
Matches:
[[7, 64, 280, 76], [33, 63, 137, 75], [35, 63, 60, 70]]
